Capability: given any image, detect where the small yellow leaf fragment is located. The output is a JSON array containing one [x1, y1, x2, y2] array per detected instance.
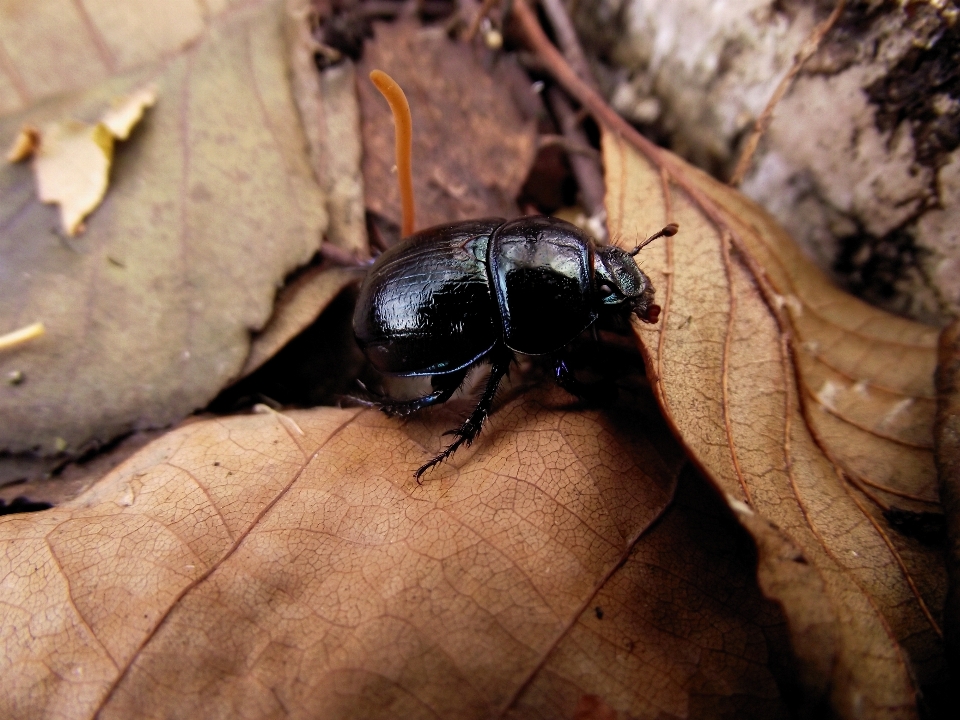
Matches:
[[6, 126, 40, 162], [34, 120, 114, 236], [0, 322, 45, 352], [101, 84, 158, 140], [18, 84, 158, 236]]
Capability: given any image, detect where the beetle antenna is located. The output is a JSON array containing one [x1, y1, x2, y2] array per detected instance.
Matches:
[[630, 223, 678, 256], [370, 70, 416, 237]]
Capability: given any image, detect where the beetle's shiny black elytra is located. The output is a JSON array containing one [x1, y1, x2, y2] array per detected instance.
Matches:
[[353, 215, 664, 479]]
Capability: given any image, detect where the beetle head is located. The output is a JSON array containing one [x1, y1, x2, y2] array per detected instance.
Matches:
[[593, 246, 660, 324]]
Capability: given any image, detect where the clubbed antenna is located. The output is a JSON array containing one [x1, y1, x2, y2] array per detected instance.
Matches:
[[629, 223, 678, 256], [370, 69, 415, 237]]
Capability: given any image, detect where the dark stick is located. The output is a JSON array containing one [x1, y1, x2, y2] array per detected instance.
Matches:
[[539, 0, 595, 87], [546, 87, 608, 240]]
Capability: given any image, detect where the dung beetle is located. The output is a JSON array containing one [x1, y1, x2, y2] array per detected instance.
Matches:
[[353, 214, 675, 479]]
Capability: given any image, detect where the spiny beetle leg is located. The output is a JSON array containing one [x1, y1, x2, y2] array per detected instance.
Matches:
[[415, 346, 513, 481]]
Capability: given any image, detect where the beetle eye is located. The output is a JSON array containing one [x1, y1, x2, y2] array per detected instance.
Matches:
[[599, 283, 613, 295]]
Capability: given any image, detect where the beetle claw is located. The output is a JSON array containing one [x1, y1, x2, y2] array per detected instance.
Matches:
[[413, 347, 512, 481]]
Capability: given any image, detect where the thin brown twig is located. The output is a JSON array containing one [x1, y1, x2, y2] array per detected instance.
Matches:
[[546, 88, 607, 237], [512, 0, 666, 166], [537, 0, 610, 239], [539, 0, 595, 86], [536, 133, 601, 161], [728, 0, 847, 186]]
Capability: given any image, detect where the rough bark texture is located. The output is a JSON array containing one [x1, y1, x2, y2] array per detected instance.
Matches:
[[572, 0, 960, 326]]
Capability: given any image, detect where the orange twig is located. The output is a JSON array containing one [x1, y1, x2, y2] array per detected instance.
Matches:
[[728, 0, 847, 186], [511, 0, 666, 167], [370, 69, 415, 237]]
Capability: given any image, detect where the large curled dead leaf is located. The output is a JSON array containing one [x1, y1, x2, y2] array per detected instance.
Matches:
[[0, 0, 327, 457], [0, 385, 801, 718], [604, 132, 946, 717]]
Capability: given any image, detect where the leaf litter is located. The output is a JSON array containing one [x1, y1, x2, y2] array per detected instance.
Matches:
[[1, 0, 957, 717], [0, 382, 802, 719], [0, 0, 327, 459]]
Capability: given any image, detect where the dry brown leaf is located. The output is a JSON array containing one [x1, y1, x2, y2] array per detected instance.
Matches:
[[358, 20, 538, 231], [570, 695, 619, 720], [241, 266, 362, 378], [0, 0, 248, 117], [0, 0, 327, 457], [286, 0, 368, 255], [604, 132, 945, 717], [0, 429, 166, 510], [0, 385, 805, 718]]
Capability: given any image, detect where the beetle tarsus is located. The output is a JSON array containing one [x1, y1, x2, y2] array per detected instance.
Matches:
[[415, 347, 512, 481]]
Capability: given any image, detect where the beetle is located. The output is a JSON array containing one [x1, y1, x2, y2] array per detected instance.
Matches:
[[352, 214, 675, 479]]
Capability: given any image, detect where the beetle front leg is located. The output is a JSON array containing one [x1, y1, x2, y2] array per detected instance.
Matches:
[[415, 346, 513, 481]]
